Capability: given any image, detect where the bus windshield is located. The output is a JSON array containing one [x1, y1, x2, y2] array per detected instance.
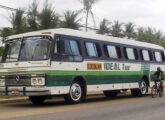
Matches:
[[3, 36, 51, 62]]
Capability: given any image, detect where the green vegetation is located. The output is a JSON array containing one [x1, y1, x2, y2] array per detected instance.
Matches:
[[1, 0, 165, 57]]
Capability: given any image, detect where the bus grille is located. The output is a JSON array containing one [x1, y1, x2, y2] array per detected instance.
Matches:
[[5, 74, 31, 86]]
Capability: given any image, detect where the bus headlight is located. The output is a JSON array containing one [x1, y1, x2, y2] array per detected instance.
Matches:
[[0, 79, 5, 87], [31, 78, 45, 86]]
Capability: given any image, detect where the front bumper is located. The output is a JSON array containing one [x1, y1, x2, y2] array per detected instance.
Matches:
[[0, 86, 50, 96]]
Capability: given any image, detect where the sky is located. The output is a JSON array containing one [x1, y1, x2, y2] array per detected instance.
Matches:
[[0, 0, 165, 32]]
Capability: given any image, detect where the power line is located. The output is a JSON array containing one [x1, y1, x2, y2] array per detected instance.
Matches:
[[0, 5, 17, 12], [0, 5, 28, 14]]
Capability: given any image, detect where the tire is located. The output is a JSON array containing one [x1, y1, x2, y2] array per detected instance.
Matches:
[[131, 80, 147, 97], [103, 90, 119, 98], [159, 85, 164, 97], [151, 85, 157, 98], [29, 96, 46, 105], [64, 81, 85, 104]]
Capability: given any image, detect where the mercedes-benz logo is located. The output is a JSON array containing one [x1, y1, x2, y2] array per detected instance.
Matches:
[[15, 75, 20, 83]]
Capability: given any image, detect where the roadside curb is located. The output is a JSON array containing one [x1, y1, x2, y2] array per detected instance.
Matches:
[[0, 97, 28, 104]]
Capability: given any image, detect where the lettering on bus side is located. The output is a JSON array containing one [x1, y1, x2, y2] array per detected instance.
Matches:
[[104, 63, 130, 71], [87, 63, 102, 70]]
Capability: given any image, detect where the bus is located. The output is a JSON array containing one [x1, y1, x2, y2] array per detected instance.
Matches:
[[0, 28, 164, 104]]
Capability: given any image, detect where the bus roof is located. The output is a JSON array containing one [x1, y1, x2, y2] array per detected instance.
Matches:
[[6, 28, 164, 50]]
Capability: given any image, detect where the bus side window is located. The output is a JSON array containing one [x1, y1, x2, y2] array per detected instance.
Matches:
[[154, 51, 163, 62], [85, 42, 98, 57], [142, 50, 150, 61], [106, 45, 118, 59], [161, 52, 165, 61], [126, 48, 135, 60], [57, 39, 82, 62]]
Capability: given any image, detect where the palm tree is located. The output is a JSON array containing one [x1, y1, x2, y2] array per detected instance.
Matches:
[[61, 10, 81, 30], [79, 0, 99, 32], [110, 21, 123, 37], [38, 1, 60, 29], [27, 0, 39, 31], [124, 22, 135, 39], [97, 19, 110, 35], [9, 9, 27, 34]]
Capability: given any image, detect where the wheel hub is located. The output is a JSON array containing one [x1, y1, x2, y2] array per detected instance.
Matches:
[[70, 83, 81, 101]]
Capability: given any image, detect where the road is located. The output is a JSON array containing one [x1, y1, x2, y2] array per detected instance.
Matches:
[[0, 93, 165, 120]]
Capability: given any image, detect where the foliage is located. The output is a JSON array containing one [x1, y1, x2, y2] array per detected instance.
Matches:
[[97, 19, 111, 35], [124, 22, 135, 39], [0, 28, 13, 41], [79, 0, 99, 31], [110, 21, 124, 37], [38, 1, 60, 29], [0, 47, 4, 57], [61, 10, 81, 30], [27, 0, 39, 31], [9, 9, 28, 34]]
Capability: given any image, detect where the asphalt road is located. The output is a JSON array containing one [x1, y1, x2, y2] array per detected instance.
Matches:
[[0, 93, 165, 120]]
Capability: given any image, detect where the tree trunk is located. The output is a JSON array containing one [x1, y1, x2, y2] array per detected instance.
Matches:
[[86, 11, 89, 32]]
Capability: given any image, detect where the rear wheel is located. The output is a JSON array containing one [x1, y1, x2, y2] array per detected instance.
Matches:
[[103, 90, 120, 98], [159, 85, 164, 97], [131, 80, 147, 97], [29, 96, 46, 105], [64, 81, 85, 104]]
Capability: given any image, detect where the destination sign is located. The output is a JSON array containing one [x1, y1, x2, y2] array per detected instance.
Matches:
[[87, 63, 102, 70]]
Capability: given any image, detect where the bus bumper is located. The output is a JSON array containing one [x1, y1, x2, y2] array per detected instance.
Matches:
[[0, 86, 51, 96]]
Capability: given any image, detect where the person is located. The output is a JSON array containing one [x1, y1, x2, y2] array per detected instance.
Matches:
[[152, 67, 164, 87]]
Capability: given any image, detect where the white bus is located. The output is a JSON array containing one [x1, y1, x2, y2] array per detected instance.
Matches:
[[0, 28, 164, 104]]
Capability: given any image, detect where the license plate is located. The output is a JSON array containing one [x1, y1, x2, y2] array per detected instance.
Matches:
[[11, 89, 20, 95]]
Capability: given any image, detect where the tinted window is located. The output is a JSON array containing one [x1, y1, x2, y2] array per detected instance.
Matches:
[[126, 48, 135, 60], [60, 40, 80, 55], [142, 50, 150, 61], [155, 52, 162, 62], [86, 42, 98, 57], [5, 40, 21, 62], [107, 45, 118, 58], [70, 40, 80, 55]]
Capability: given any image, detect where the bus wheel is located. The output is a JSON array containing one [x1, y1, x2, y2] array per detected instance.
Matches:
[[103, 90, 119, 98], [29, 96, 46, 105], [131, 81, 147, 97], [64, 81, 84, 104]]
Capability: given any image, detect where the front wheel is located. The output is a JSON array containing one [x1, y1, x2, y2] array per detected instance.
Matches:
[[151, 85, 157, 98], [64, 81, 84, 104]]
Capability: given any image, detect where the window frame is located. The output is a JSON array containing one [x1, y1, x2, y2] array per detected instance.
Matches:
[[85, 42, 98, 57], [105, 45, 119, 59], [125, 47, 136, 60], [141, 49, 151, 61]]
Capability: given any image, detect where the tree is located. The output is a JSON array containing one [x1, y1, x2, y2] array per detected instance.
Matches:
[[124, 22, 135, 39], [97, 19, 110, 35], [110, 21, 123, 37], [9, 9, 27, 34], [27, 0, 39, 31], [0, 47, 4, 57], [0, 27, 13, 41], [79, 0, 99, 32], [38, 1, 60, 29], [61, 10, 81, 29]]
